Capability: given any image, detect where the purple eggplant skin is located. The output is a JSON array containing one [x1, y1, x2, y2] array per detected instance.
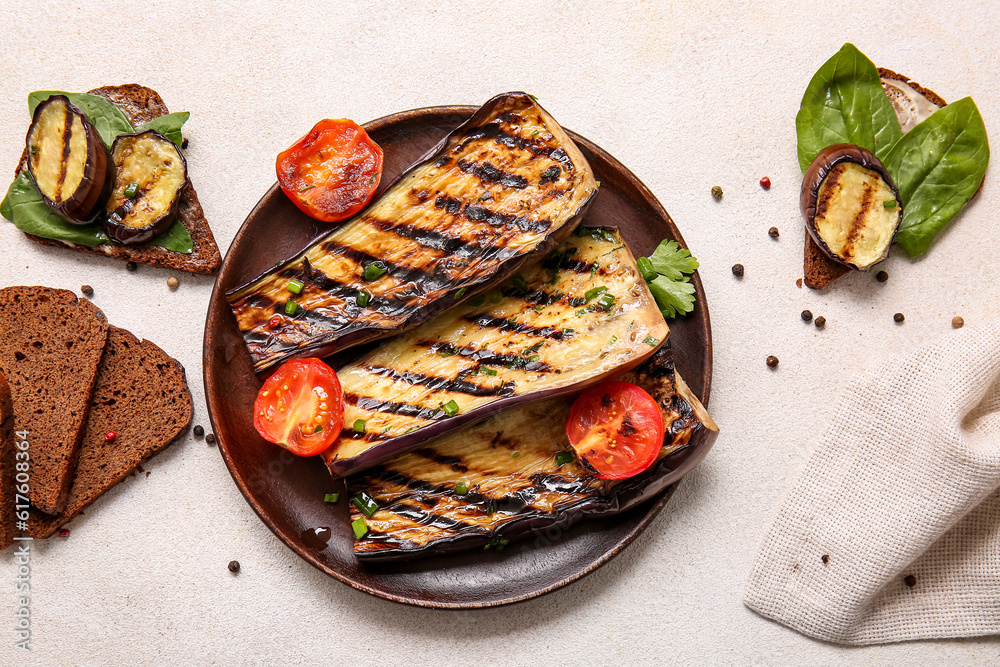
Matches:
[[25, 95, 112, 224], [347, 343, 718, 562], [226, 92, 599, 375], [801, 143, 901, 271], [104, 130, 189, 245]]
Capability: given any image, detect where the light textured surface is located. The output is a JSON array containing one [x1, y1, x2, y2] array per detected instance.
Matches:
[[0, 0, 998, 664], [746, 323, 1000, 644]]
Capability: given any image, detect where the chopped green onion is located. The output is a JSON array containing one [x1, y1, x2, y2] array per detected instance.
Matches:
[[563, 328, 575, 336], [352, 491, 379, 517], [637, 256, 657, 281], [314, 424, 323, 433], [455, 287, 467, 300], [455, 482, 468, 495], [601, 230, 616, 243], [470, 294, 486, 307], [584, 286, 608, 302], [30, 145, 37, 155], [284, 300, 298, 315], [287, 278, 304, 294], [351, 517, 369, 539], [608, 335, 618, 346], [643, 335, 659, 346], [531, 129, 539, 138], [489, 291, 503, 304], [884, 199, 897, 209], [574, 309, 587, 317], [513, 275, 528, 291], [299, 184, 316, 192], [324, 493, 339, 503], [363, 261, 388, 281], [512, 451, 520, 458], [596, 293, 616, 310], [534, 304, 544, 311], [484, 536, 509, 551], [369, 174, 376, 184], [555, 451, 575, 466], [442, 399, 459, 417], [353, 419, 366, 434], [480, 367, 497, 376], [527, 355, 540, 362], [356, 290, 370, 307], [123, 182, 139, 197]]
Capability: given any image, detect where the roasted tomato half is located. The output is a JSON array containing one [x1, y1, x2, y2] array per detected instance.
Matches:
[[566, 381, 665, 480], [253, 358, 345, 456], [276, 119, 383, 223]]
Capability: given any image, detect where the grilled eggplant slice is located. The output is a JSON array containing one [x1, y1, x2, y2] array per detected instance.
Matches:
[[25, 95, 111, 224], [104, 130, 188, 244], [801, 144, 901, 271], [227, 92, 599, 373], [321, 227, 668, 478], [346, 341, 718, 561]]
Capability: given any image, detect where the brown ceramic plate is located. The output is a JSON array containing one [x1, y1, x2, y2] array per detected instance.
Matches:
[[204, 104, 713, 608]]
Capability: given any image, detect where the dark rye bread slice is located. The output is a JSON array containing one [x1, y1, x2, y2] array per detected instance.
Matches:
[[15, 84, 221, 275], [0, 287, 108, 515], [29, 326, 192, 538], [0, 372, 16, 550]]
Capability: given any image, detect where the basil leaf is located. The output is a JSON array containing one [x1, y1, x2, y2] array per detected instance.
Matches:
[[1, 172, 108, 246], [795, 43, 902, 172], [150, 218, 194, 253], [27, 91, 135, 148], [136, 112, 190, 147], [884, 97, 990, 258]]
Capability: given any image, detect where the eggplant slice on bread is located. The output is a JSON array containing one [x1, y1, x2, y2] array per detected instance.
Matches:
[[347, 341, 717, 561], [322, 228, 669, 478], [227, 92, 599, 373]]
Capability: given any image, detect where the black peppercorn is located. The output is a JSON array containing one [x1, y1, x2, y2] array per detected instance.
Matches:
[[801, 310, 813, 322], [894, 313, 905, 323], [904, 574, 916, 587], [732, 263, 745, 278], [125, 261, 137, 272], [766, 355, 779, 369], [821, 554, 829, 564], [228, 560, 240, 573], [206, 433, 217, 445], [814, 316, 826, 328], [876, 270, 888, 283], [80, 284, 94, 297], [768, 227, 779, 238], [193, 425, 205, 438], [181, 138, 189, 150]]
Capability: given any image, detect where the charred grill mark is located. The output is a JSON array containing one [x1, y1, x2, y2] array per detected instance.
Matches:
[[364, 365, 515, 397], [463, 314, 566, 341], [543, 253, 596, 274], [844, 182, 875, 260], [345, 393, 448, 421], [427, 342, 552, 373], [458, 122, 576, 168], [435, 196, 552, 235], [55, 103, 73, 201], [364, 216, 489, 259], [382, 502, 479, 532], [342, 428, 391, 443], [618, 413, 639, 437], [317, 239, 458, 296], [412, 448, 469, 472], [360, 465, 439, 493], [815, 165, 842, 220], [457, 158, 528, 190]]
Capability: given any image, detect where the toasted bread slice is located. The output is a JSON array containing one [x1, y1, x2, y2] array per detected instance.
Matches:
[[0, 371, 16, 550], [14, 85, 221, 275], [0, 287, 109, 515], [803, 69, 949, 290], [29, 326, 192, 538]]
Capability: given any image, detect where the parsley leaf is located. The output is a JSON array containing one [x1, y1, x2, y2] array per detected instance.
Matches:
[[647, 275, 696, 318], [647, 240, 699, 281]]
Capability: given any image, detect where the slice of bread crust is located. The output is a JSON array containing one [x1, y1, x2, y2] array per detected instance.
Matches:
[[0, 287, 109, 515], [14, 85, 221, 275], [0, 372, 16, 550], [29, 326, 192, 538]]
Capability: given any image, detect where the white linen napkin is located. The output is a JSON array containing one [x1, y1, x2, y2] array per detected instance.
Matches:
[[745, 322, 1000, 645]]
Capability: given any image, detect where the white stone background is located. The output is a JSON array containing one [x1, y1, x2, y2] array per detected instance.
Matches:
[[0, 0, 998, 664]]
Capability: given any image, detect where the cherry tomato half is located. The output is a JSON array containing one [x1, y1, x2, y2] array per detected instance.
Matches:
[[276, 119, 383, 223], [566, 381, 665, 480], [253, 358, 345, 456]]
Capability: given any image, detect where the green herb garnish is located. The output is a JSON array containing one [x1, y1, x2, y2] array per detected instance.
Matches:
[[363, 261, 387, 281], [883, 200, 897, 209], [353, 419, 366, 434], [314, 424, 323, 433], [456, 482, 468, 496], [299, 184, 316, 192], [480, 367, 497, 376], [324, 493, 339, 503], [442, 399, 459, 417], [584, 286, 607, 302], [123, 182, 139, 197], [351, 517, 369, 540], [643, 335, 659, 346], [352, 491, 379, 517], [287, 278, 304, 294], [356, 290, 370, 307], [284, 300, 298, 315], [643, 239, 699, 319], [455, 287, 467, 300], [555, 451, 575, 466]]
